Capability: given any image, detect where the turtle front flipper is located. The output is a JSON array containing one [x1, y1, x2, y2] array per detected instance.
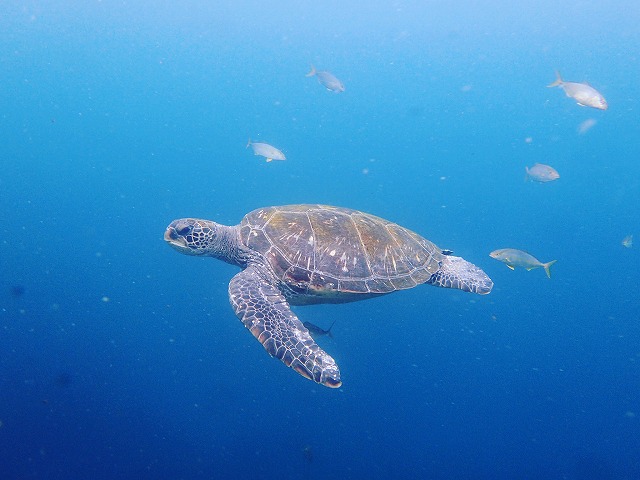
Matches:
[[229, 266, 342, 388]]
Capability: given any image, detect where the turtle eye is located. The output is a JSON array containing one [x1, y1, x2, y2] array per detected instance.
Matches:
[[176, 224, 192, 236]]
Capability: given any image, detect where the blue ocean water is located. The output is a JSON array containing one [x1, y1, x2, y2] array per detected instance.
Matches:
[[1, 1, 639, 478]]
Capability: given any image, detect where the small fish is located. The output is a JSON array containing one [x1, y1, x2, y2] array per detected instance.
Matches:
[[547, 71, 608, 110], [246, 139, 286, 162], [622, 235, 633, 248], [303, 320, 335, 338], [489, 248, 557, 278], [306, 65, 345, 93], [302, 445, 313, 463], [525, 163, 560, 183]]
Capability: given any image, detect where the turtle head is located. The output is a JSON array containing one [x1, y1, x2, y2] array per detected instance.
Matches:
[[164, 218, 223, 257]]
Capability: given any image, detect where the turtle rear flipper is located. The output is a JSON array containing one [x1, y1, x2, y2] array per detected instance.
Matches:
[[428, 255, 493, 295], [229, 266, 342, 388]]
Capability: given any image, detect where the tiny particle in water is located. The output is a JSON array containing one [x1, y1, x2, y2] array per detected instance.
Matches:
[[55, 372, 73, 388], [10, 285, 25, 297], [578, 118, 597, 135], [525, 137, 533, 144], [101, 296, 110, 303]]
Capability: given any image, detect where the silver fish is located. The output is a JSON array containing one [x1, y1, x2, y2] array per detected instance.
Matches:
[[489, 248, 557, 278], [547, 71, 607, 110], [525, 163, 560, 183], [246, 139, 286, 162], [306, 65, 345, 93], [303, 320, 335, 338]]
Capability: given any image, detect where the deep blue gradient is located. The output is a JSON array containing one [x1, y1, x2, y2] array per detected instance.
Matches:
[[1, 2, 639, 479]]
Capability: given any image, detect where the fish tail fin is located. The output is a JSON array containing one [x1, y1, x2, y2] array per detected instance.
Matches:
[[327, 320, 336, 338], [525, 166, 530, 182], [543, 260, 557, 278], [305, 64, 316, 77], [246, 138, 252, 149], [547, 70, 563, 88]]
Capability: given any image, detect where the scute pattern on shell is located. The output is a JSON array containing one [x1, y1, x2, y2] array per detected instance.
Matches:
[[239, 204, 443, 295]]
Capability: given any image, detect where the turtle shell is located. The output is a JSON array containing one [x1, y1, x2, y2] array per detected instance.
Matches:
[[239, 204, 444, 299]]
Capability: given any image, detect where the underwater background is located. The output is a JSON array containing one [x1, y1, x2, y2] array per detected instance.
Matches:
[[1, 1, 639, 478]]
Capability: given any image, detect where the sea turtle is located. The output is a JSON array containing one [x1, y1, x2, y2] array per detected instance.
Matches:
[[164, 204, 493, 388]]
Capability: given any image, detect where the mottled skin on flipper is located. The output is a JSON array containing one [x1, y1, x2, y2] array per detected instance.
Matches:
[[229, 266, 341, 387]]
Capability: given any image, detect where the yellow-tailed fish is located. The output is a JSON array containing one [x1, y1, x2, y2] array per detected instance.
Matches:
[[547, 71, 607, 110], [490, 248, 557, 278]]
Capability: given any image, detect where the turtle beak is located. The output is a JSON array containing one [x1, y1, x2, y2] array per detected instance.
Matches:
[[164, 226, 188, 249], [164, 226, 176, 241]]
